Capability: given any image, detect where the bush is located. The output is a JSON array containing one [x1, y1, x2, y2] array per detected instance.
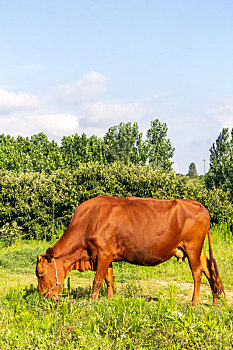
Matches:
[[0, 163, 232, 241], [0, 221, 24, 247]]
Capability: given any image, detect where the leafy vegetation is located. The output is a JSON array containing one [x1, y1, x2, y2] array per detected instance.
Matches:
[[1, 120, 233, 241], [0, 285, 232, 349], [0, 119, 174, 173], [0, 227, 232, 349], [206, 127, 233, 201], [0, 163, 232, 241], [0, 221, 24, 247], [1, 121, 233, 348], [187, 162, 198, 178]]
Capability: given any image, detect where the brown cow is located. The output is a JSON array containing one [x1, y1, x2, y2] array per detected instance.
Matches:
[[36, 196, 225, 306]]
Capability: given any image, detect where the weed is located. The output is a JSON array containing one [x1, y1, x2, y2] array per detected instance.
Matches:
[[0, 226, 232, 349]]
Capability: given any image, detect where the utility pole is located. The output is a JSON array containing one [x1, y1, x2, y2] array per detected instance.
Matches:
[[203, 159, 206, 175]]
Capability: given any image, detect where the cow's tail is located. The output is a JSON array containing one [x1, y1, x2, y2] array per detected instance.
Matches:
[[207, 226, 225, 298]]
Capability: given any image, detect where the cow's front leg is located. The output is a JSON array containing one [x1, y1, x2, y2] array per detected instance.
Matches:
[[92, 253, 112, 300], [105, 263, 113, 298]]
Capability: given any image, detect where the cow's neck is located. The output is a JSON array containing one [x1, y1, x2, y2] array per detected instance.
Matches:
[[52, 224, 86, 259], [53, 235, 92, 274], [57, 251, 92, 277], [61, 258, 78, 278], [50, 218, 92, 273]]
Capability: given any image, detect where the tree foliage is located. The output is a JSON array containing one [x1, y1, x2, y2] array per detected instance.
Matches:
[[0, 133, 64, 172], [206, 128, 233, 201], [187, 162, 198, 178], [104, 122, 144, 164], [146, 119, 175, 171], [61, 133, 107, 166], [0, 119, 174, 173], [0, 163, 232, 240]]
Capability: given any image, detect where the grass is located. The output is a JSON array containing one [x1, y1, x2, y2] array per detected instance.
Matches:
[[0, 227, 232, 349], [0, 283, 232, 349]]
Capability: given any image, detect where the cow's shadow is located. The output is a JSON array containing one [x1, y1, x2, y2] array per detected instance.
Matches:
[[143, 295, 159, 302], [61, 286, 92, 300], [21, 284, 159, 302], [22, 284, 38, 298], [21, 284, 91, 300]]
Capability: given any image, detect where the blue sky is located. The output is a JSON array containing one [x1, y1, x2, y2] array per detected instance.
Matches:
[[0, 0, 233, 174]]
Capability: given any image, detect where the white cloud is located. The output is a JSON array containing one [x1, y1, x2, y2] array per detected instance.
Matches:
[[84, 71, 108, 84], [0, 73, 156, 142], [213, 107, 233, 130], [172, 161, 180, 173], [0, 89, 39, 114], [31, 113, 80, 136], [0, 113, 79, 138], [82, 101, 154, 126], [55, 71, 109, 103], [210, 97, 233, 130]]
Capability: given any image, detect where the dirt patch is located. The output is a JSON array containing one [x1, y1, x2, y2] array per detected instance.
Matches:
[[69, 276, 233, 305], [136, 279, 233, 304], [1, 273, 233, 305]]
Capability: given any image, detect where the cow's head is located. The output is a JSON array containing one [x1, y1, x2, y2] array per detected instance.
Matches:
[[36, 247, 65, 298]]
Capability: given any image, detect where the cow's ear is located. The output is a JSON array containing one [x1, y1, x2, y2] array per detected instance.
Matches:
[[46, 247, 54, 262]]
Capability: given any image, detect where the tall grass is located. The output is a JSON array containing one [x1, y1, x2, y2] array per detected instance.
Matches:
[[0, 225, 232, 349], [0, 283, 232, 349]]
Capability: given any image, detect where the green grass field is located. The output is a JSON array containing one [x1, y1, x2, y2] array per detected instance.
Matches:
[[0, 226, 232, 349]]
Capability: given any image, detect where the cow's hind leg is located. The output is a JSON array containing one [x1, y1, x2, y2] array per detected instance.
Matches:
[[105, 263, 113, 298], [200, 249, 225, 303], [92, 253, 112, 300], [186, 251, 203, 306]]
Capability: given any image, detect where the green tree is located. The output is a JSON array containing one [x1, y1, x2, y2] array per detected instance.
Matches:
[[29, 133, 63, 172], [145, 119, 175, 172], [104, 122, 143, 164], [61, 133, 89, 166], [61, 133, 107, 167], [0, 119, 175, 173], [0, 133, 63, 173], [187, 162, 198, 178], [205, 128, 233, 201], [88, 135, 107, 163], [0, 134, 17, 170]]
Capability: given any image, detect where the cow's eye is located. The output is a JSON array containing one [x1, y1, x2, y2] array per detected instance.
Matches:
[[38, 271, 44, 277]]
